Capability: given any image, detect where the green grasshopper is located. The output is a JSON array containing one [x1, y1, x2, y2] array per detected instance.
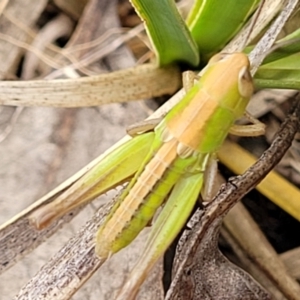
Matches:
[[29, 51, 265, 299]]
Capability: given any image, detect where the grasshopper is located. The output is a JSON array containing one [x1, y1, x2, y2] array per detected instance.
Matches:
[[29, 52, 264, 298]]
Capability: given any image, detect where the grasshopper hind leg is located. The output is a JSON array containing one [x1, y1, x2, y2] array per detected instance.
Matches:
[[126, 117, 163, 137]]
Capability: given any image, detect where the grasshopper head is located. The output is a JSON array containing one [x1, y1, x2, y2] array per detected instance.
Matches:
[[201, 52, 253, 118]]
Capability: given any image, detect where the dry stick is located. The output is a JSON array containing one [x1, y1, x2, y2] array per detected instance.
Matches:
[[166, 97, 300, 299], [220, 225, 287, 300], [224, 203, 300, 299]]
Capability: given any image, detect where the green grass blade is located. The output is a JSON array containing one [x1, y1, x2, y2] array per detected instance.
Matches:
[[130, 0, 199, 66], [255, 52, 300, 89], [187, 0, 260, 59]]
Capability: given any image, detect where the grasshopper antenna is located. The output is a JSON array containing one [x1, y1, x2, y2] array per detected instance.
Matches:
[[265, 36, 300, 57], [241, 0, 265, 50]]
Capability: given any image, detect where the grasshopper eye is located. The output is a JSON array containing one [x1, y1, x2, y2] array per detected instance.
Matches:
[[238, 66, 253, 98]]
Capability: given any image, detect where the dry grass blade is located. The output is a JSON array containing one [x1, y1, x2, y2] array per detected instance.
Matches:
[[0, 63, 180, 107], [15, 203, 109, 300], [224, 202, 300, 299], [280, 247, 300, 279], [224, 0, 286, 53], [0, 0, 48, 79], [249, 0, 300, 73], [0, 204, 85, 274]]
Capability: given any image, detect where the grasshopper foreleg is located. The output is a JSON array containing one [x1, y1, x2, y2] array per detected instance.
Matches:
[[126, 117, 163, 137], [182, 70, 200, 92], [230, 111, 265, 137]]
